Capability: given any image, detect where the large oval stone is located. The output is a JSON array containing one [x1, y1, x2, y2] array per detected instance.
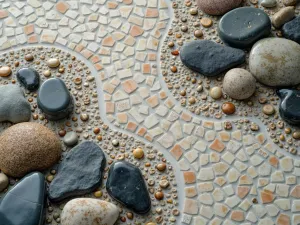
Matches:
[[61, 199, 119, 225], [16, 67, 40, 91], [249, 38, 300, 87], [0, 122, 61, 177], [106, 161, 151, 214], [49, 141, 106, 202], [37, 78, 74, 121], [180, 40, 246, 77], [282, 16, 300, 44], [277, 89, 300, 125], [197, 0, 242, 16], [218, 7, 271, 49], [0, 172, 45, 225]]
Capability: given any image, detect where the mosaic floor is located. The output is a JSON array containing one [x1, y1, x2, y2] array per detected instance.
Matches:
[[0, 0, 300, 224]]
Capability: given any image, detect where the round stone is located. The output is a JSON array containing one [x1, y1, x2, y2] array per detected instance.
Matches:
[[16, 67, 40, 91], [197, 0, 242, 16], [262, 104, 275, 115], [200, 17, 213, 28], [194, 30, 203, 38], [43, 70, 51, 77], [209, 87, 222, 99], [63, 131, 78, 147], [249, 38, 300, 87], [189, 8, 198, 15], [133, 147, 144, 159], [0, 173, 8, 192], [223, 68, 256, 100], [293, 132, 300, 139], [112, 139, 119, 146], [0, 66, 12, 77], [156, 163, 166, 171], [159, 180, 170, 188], [25, 54, 34, 61], [218, 7, 271, 48], [0, 122, 61, 177], [47, 58, 60, 68], [222, 102, 236, 115]]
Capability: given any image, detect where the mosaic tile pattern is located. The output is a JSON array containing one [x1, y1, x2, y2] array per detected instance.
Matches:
[[0, 0, 300, 224]]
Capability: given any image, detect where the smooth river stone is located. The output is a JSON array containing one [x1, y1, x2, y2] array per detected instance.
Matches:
[[277, 89, 300, 125], [0, 84, 31, 123], [0, 172, 45, 225], [47, 58, 60, 68], [0, 122, 61, 177], [37, 78, 74, 121], [249, 38, 300, 87], [218, 7, 271, 49], [180, 40, 246, 76], [0, 66, 12, 77], [272, 6, 295, 28], [106, 161, 151, 214], [16, 67, 40, 91], [48, 141, 106, 202], [282, 17, 300, 44], [197, 0, 242, 16], [61, 199, 119, 225], [261, 0, 277, 7]]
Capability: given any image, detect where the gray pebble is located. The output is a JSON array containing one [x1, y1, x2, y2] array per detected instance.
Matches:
[[63, 132, 78, 147]]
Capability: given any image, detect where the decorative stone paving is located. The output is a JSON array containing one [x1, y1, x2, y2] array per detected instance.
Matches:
[[0, 0, 300, 225]]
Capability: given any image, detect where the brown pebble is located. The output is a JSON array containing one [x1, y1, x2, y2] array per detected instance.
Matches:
[[262, 104, 275, 115], [293, 131, 300, 139], [126, 212, 133, 220], [156, 163, 166, 171], [58, 130, 66, 137], [285, 128, 292, 134], [93, 127, 100, 134], [200, 17, 213, 28], [120, 217, 126, 222], [25, 54, 34, 61], [222, 102, 236, 115], [170, 66, 177, 73], [155, 191, 164, 200], [168, 42, 174, 47], [0, 66, 12, 77], [80, 113, 89, 121], [14, 62, 19, 67], [194, 30, 203, 38], [97, 135, 102, 141], [133, 147, 144, 159]]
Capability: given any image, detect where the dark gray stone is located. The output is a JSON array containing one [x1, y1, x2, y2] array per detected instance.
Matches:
[[218, 7, 271, 49], [180, 40, 246, 77], [37, 78, 74, 121], [16, 68, 40, 91], [0, 172, 45, 225], [277, 89, 300, 125], [282, 16, 300, 44], [106, 161, 151, 214], [48, 141, 106, 202]]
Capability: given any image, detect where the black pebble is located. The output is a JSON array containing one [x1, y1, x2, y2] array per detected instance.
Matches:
[[282, 17, 300, 44], [278, 89, 300, 125], [16, 67, 40, 91]]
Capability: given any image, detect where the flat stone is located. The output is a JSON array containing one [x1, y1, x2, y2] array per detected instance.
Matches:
[[0, 84, 31, 123], [180, 40, 245, 77], [249, 38, 300, 87], [37, 78, 74, 121], [197, 0, 242, 16], [61, 199, 119, 225], [218, 7, 271, 49], [283, 17, 300, 44], [0, 172, 45, 225], [49, 141, 106, 202], [63, 131, 78, 147], [0, 122, 61, 177], [16, 67, 40, 91], [278, 89, 300, 125], [106, 161, 151, 214]]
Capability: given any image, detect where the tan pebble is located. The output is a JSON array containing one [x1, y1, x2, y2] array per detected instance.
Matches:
[[283, 0, 297, 6], [250, 0, 258, 4], [188, 97, 196, 104], [156, 163, 166, 171], [209, 87, 222, 99], [194, 29, 203, 38], [159, 179, 170, 188], [262, 104, 275, 115], [285, 127, 292, 134], [94, 190, 102, 198], [126, 212, 133, 220], [272, 6, 295, 29], [25, 54, 34, 61], [133, 147, 144, 159], [46, 175, 54, 182], [189, 8, 198, 15], [0, 66, 12, 77], [47, 58, 60, 68], [43, 70, 51, 77], [80, 113, 89, 121], [200, 17, 213, 28], [146, 223, 156, 225], [293, 131, 300, 139]]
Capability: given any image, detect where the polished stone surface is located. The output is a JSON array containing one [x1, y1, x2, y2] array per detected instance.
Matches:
[[180, 40, 246, 76], [16, 68, 40, 91], [37, 78, 74, 121], [106, 161, 151, 214], [48, 141, 106, 202], [277, 89, 300, 125], [218, 7, 271, 49], [0, 172, 45, 225], [282, 16, 300, 44]]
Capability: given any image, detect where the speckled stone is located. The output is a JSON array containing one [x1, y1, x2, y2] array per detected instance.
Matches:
[[37, 78, 74, 121], [16, 68, 40, 91], [61, 199, 119, 225], [49, 141, 106, 202], [0, 122, 61, 177], [0, 84, 31, 123], [249, 38, 300, 87], [197, 0, 242, 16], [106, 161, 151, 214], [278, 89, 300, 125], [282, 17, 300, 44], [218, 7, 271, 48], [180, 40, 246, 76], [223, 68, 256, 100], [0, 172, 45, 225]]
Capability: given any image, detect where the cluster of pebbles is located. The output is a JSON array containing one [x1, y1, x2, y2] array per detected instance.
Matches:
[[0, 47, 180, 225], [160, 0, 300, 155]]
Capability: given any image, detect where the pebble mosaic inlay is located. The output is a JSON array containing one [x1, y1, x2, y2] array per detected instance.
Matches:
[[0, 0, 300, 225]]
